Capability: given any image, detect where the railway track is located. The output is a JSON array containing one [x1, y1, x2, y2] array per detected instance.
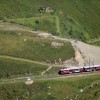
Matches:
[[0, 71, 100, 84]]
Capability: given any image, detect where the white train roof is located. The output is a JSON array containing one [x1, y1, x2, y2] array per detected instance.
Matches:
[[60, 65, 100, 71], [84, 65, 100, 68], [60, 66, 83, 70]]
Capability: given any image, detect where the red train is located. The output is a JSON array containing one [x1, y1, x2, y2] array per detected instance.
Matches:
[[58, 65, 100, 75]]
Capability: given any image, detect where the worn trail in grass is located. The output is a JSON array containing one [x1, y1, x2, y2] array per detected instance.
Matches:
[[0, 55, 61, 67]]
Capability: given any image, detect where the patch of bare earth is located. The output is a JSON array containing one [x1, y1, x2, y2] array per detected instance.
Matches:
[[70, 40, 100, 65], [0, 22, 30, 31], [25, 78, 34, 85]]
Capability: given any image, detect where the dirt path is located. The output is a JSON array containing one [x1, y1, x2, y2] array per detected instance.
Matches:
[[0, 22, 30, 31], [0, 22, 50, 34], [41, 65, 52, 76], [0, 55, 61, 67]]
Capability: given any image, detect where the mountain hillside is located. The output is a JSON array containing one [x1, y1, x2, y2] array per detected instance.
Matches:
[[0, 1, 100, 100], [0, 0, 100, 41]]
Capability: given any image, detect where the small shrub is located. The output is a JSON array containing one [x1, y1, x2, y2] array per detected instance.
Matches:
[[35, 20, 40, 24]]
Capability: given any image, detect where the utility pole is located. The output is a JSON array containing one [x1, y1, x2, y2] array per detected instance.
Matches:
[[89, 57, 90, 67], [93, 60, 94, 67], [29, 67, 31, 78], [89, 57, 91, 71]]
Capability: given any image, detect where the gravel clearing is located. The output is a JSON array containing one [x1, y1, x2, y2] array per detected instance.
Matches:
[[71, 40, 100, 65]]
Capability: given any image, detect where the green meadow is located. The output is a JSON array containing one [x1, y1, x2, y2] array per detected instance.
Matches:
[[0, 74, 100, 100]]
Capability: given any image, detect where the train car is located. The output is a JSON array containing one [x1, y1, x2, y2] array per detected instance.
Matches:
[[93, 65, 100, 71], [83, 66, 93, 72], [59, 65, 100, 75], [58, 69, 69, 75], [84, 65, 100, 72], [58, 66, 83, 75]]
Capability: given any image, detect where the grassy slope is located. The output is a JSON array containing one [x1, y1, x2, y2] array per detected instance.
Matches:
[[0, 30, 74, 62], [76, 81, 100, 100], [8, 16, 57, 33], [0, 57, 48, 78], [7, 15, 87, 40], [0, 74, 100, 100], [89, 40, 100, 46], [0, 56, 61, 78], [0, 0, 100, 39]]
